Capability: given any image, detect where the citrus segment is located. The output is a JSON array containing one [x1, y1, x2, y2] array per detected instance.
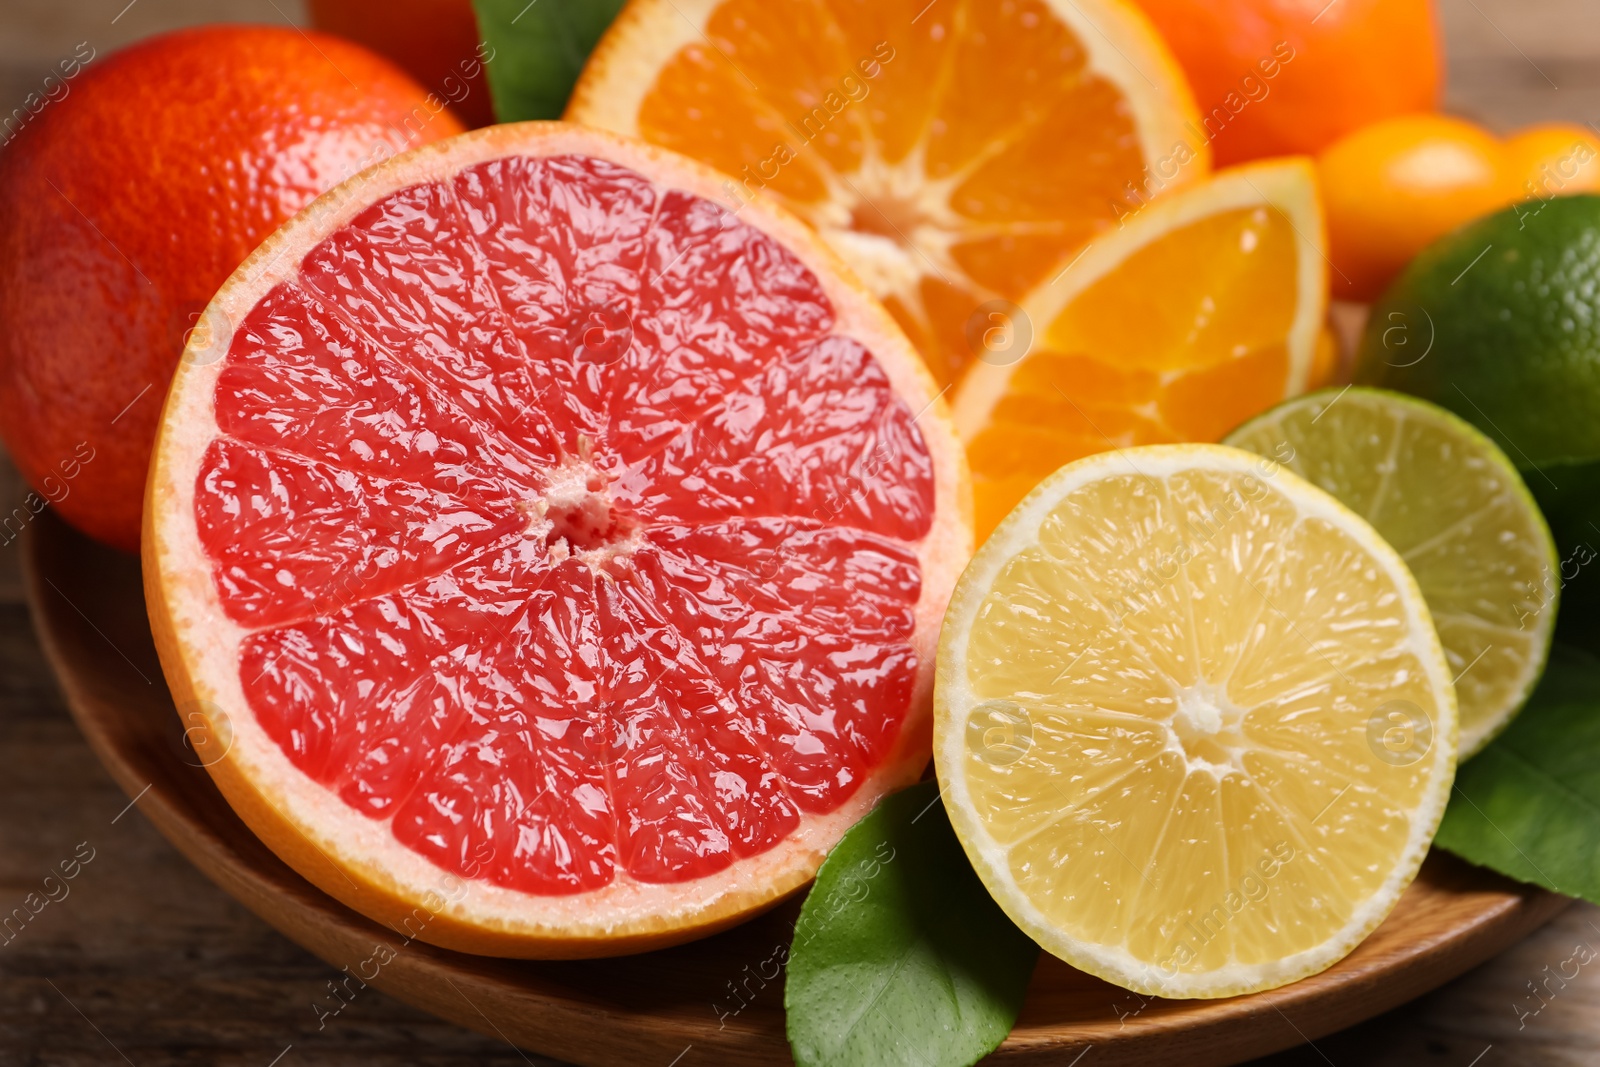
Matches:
[[935, 445, 1455, 998], [145, 124, 970, 955], [568, 0, 1206, 386], [953, 160, 1326, 539], [1226, 388, 1558, 757]]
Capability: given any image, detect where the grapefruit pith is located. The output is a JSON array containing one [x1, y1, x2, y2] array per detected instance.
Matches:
[[144, 123, 970, 957]]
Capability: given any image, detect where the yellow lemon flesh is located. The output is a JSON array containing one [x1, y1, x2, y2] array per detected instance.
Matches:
[[935, 444, 1456, 998]]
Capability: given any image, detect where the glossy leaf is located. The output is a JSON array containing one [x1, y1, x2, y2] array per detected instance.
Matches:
[[471, 0, 625, 121], [1437, 643, 1600, 902], [785, 780, 1039, 1067]]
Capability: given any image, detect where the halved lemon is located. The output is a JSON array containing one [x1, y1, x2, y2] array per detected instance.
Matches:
[[568, 0, 1206, 387], [935, 444, 1456, 998], [952, 160, 1329, 540]]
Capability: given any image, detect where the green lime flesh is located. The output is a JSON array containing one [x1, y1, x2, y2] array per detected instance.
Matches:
[[1226, 387, 1559, 757]]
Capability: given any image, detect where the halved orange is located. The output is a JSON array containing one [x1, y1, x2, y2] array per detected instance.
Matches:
[[568, 0, 1207, 386], [953, 159, 1328, 539], [144, 122, 972, 957]]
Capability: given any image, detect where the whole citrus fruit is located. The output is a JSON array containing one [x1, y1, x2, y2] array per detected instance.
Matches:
[[1504, 122, 1600, 203], [1319, 114, 1508, 301], [1353, 195, 1600, 633], [145, 122, 971, 955], [0, 26, 464, 552], [308, 0, 495, 127], [1133, 0, 1442, 165], [1353, 195, 1600, 467]]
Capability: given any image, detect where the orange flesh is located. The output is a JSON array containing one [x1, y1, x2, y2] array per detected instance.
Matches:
[[634, 0, 1170, 386], [968, 205, 1298, 535]]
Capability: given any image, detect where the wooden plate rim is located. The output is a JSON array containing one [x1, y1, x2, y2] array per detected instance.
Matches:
[[20, 513, 1570, 1066]]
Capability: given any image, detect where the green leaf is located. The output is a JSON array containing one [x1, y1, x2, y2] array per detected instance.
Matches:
[[1528, 458, 1600, 649], [471, 0, 625, 122], [1437, 643, 1600, 901], [785, 780, 1039, 1067]]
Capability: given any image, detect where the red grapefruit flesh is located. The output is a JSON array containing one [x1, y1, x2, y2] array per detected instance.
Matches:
[[145, 123, 970, 956]]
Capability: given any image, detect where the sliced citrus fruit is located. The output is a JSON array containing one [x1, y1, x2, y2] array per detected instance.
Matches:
[[1226, 387, 1558, 757], [144, 122, 971, 957], [567, 0, 1207, 387], [935, 444, 1456, 998], [953, 159, 1327, 540]]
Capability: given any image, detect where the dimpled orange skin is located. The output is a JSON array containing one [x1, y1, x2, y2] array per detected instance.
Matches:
[[308, 0, 495, 128], [0, 25, 464, 551], [1133, 0, 1442, 166], [1318, 114, 1507, 302]]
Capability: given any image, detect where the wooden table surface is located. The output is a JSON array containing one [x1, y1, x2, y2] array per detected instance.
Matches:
[[2, 1, 1598, 1064]]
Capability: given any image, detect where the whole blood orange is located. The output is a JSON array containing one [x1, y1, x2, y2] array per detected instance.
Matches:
[[308, 0, 496, 127], [144, 123, 971, 956], [0, 26, 464, 551], [1133, 0, 1442, 165]]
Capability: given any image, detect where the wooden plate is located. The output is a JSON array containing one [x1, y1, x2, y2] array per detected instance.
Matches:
[[22, 509, 1568, 1066]]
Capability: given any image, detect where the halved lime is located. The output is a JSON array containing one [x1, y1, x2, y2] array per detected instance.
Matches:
[[1225, 387, 1558, 756]]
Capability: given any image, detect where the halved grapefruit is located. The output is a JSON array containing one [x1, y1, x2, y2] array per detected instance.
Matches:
[[143, 122, 970, 957]]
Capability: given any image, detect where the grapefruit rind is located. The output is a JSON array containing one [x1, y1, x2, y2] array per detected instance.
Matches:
[[145, 121, 971, 958], [933, 444, 1457, 998]]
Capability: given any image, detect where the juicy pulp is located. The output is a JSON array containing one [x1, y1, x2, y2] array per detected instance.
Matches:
[[194, 153, 937, 894]]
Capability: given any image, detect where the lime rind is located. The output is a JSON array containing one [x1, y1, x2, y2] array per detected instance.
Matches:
[[1225, 386, 1559, 756], [1352, 196, 1600, 472]]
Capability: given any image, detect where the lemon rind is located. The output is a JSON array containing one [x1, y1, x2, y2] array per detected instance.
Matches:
[[934, 443, 1458, 999], [1226, 386, 1559, 759]]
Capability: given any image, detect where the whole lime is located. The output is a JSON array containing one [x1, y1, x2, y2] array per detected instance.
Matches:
[[1354, 194, 1600, 468], [1354, 194, 1600, 641]]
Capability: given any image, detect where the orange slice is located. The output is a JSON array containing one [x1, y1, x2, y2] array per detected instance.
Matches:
[[144, 123, 972, 957], [952, 159, 1328, 539], [568, 0, 1207, 386]]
